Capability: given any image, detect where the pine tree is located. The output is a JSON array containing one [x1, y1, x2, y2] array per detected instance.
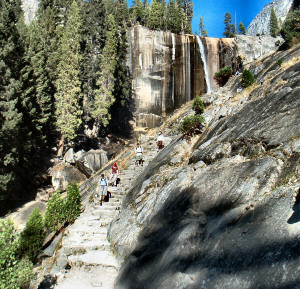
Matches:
[[143, 0, 151, 27], [223, 12, 235, 38], [0, 0, 24, 197], [199, 16, 208, 37], [81, 0, 107, 124], [238, 21, 246, 35], [91, 14, 118, 127], [22, 20, 54, 146], [148, 0, 165, 30], [110, 0, 133, 135], [55, 0, 82, 142], [165, 0, 182, 33], [270, 7, 279, 37], [178, 0, 193, 34], [133, 0, 145, 25]]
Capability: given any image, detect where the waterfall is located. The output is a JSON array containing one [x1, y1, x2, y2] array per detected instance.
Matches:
[[171, 33, 175, 105], [171, 34, 176, 61], [186, 38, 191, 101], [196, 36, 212, 93]]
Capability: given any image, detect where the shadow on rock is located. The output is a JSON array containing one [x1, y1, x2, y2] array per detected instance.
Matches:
[[116, 184, 300, 289]]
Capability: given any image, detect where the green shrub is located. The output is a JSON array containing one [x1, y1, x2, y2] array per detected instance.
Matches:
[[281, 8, 300, 45], [192, 95, 205, 115], [178, 114, 205, 134], [44, 184, 82, 232], [241, 69, 255, 88], [64, 183, 82, 223], [214, 66, 233, 86], [20, 208, 45, 261], [44, 192, 66, 232], [0, 219, 34, 289], [277, 59, 283, 66]]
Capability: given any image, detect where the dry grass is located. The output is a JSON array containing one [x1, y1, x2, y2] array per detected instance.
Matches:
[[280, 56, 300, 70]]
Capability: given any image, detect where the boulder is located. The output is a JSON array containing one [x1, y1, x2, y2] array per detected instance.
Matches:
[[7, 201, 47, 231], [64, 148, 76, 164], [77, 149, 108, 174], [51, 165, 87, 191]]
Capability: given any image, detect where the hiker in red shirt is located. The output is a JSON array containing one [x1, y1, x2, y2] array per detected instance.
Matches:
[[110, 162, 119, 186]]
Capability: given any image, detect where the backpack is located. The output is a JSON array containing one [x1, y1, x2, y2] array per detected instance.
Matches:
[[99, 178, 107, 186]]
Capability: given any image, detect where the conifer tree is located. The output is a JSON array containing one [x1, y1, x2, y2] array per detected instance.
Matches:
[[223, 12, 236, 37], [110, 0, 133, 134], [270, 7, 279, 37], [0, 0, 24, 196], [143, 0, 151, 27], [199, 16, 208, 37], [148, 0, 165, 30], [165, 0, 182, 33], [91, 14, 118, 127], [82, 0, 107, 124], [133, 0, 145, 25], [178, 0, 193, 33], [238, 21, 246, 35], [55, 0, 82, 142], [22, 20, 54, 146]]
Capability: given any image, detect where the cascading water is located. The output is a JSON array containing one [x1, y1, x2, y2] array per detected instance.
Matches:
[[196, 36, 212, 93], [171, 33, 175, 105]]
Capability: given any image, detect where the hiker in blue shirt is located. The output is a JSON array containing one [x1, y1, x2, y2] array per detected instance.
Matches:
[[98, 173, 108, 206]]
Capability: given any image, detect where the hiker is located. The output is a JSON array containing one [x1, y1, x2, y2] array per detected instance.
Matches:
[[97, 173, 108, 205], [157, 131, 165, 152], [110, 162, 119, 186], [135, 143, 144, 166]]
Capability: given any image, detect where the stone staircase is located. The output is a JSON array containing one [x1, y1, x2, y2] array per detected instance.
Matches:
[[53, 135, 162, 289]]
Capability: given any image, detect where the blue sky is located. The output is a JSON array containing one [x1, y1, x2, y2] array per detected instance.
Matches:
[[192, 0, 270, 37], [128, 0, 271, 38]]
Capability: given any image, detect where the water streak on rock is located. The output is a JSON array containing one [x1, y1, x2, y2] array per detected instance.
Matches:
[[196, 36, 212, 93]]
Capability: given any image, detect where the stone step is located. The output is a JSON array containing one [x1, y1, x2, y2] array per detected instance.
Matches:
[[67, 225, 108, 234], [54, 267, 117, 289], [62, 240, 111, 254], [68, 250, 119, 270], [90, 205, 120, 212], [64, 230, 107, 240]]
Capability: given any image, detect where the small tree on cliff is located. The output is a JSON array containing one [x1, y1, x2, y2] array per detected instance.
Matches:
[[281, 8, 300, 45], [241, 69, 255, 88], [223, 12, 236, 37], [238, 21, 246, 35], [199, 16, 208, 37], [270, 7, 280, 37], [214, 66, 233, 86]]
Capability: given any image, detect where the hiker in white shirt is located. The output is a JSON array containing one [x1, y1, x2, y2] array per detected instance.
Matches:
[[135, 143, 144, 166], [157, 131, 165, 152]]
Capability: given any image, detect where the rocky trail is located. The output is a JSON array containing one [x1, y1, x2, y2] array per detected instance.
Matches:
[[51, 135, 166, 289]]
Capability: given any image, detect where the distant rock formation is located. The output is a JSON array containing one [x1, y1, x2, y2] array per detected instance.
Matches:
[[247, 0, 294, 36], [22, 0, 38, 24]]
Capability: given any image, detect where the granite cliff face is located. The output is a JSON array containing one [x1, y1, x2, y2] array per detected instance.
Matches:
[[108, 44, 300, 289], [127, 26, 236, 127], [247, 0, 294, 36], [128, 26, 283, 127]]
